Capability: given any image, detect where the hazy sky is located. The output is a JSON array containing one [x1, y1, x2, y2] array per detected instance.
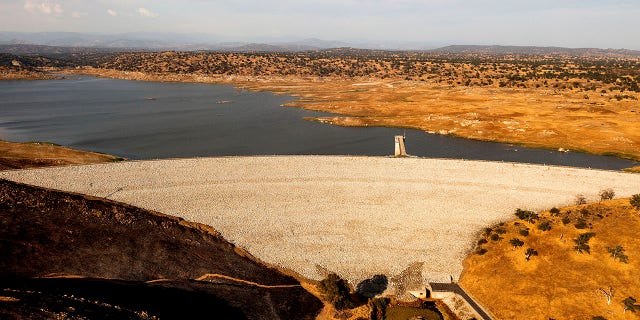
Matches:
[[1, 0, 639, 49]]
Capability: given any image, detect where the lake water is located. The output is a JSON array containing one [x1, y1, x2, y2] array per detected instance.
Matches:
[[0, 75, 637, 170]]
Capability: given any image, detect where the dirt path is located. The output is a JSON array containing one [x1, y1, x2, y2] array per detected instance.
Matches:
[[195, 273, 301, 289]]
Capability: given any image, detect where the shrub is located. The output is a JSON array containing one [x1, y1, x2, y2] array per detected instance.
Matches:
[[537, 221, 552, 231], [509, 238, 525, 248], [607, 245, 629, 263], [549, 207, 561, 216], [370, 297, 390, 320], [623, 297, 640, 313], [580, 207, 591, 216], [574, 219, 588, 229], [573, 232, 596, 254], [592, 316, 607, 320], [562, 217, 571, 225], [318, 273, 354, 310], [599, 189, 615, 201], [495, 227, 507, 234], [477, 239, 488, 245], [475, 248, 488, 255], [515, 208, 538, 223], [525, 248, 538, 261], [519, 228, 530, 237], [575, 194, 587, 205], [631, 194, 640, 210], [490, 234, 502, 241]]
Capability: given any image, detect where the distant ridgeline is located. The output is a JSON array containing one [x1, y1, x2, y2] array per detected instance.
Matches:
[[430, 45, 640, 57]]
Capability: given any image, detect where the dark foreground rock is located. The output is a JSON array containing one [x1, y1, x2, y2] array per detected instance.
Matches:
[[0, 179, 322, 319]]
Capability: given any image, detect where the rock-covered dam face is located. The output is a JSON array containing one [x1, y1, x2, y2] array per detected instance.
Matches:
[[3, 156, 640, 288]]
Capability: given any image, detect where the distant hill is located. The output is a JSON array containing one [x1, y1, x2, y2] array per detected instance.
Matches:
[[0, 31, 433, 52], [431, 45, 640, 57], [0, 31, 221, 51], [0, 51, 71, 69], [0, 32, 340, 52], [4, 36, 640, 58], [0, 44, 132, 55], [215, 42, 318, 53], [7, 32, 638, 55]]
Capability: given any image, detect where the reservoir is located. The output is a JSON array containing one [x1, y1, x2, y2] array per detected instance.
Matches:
[[0, 75, 637, 170]]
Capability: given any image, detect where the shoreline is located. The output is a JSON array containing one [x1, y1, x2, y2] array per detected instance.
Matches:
[[57, 67, 640, 163]]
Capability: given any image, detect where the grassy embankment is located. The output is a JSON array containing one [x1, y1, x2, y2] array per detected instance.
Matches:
[[0, 140, 123, 170], [624, 166, 640, 173], [460, 198, 640, 319]]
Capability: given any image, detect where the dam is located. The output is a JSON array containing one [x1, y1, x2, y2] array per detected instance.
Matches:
[[4, 156, 640, 289]]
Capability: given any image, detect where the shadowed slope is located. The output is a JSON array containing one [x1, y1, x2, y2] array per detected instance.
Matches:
[[0, 179, 322, 319]]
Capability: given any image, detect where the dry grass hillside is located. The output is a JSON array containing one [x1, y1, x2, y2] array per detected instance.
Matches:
[[460, 198, 640, 319], [0, 140, 123, 170], [0, 53, 57, 80], [0, 66, 54, 80]]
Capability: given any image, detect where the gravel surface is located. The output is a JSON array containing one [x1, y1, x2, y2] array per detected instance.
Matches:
[[3, 156, 640, 287]]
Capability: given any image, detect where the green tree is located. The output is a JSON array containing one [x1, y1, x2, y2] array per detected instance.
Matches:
[[623, 297, 640, 313], [509, 238, 524, 249], [573, 232, 596, 254], [574, 219, 588, 229], [537, 220, 552, 231], [369, 297, 390, 320], [599, 188, 615, 201], [631, 194, 640, 211], [495, 227, 507, 234], [318, 273, 354, 310], [525, 248, 538, 261], [515, 208, 538, 223], [607, 245, 629, 263]]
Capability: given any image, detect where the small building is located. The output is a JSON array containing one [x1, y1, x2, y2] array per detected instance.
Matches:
[[408, 287, 430, 299], [428, 283, 458, 300], [427, 282, 493, 320]]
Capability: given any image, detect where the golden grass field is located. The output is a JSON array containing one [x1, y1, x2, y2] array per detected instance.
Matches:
[[460, 199, 640, 320]]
